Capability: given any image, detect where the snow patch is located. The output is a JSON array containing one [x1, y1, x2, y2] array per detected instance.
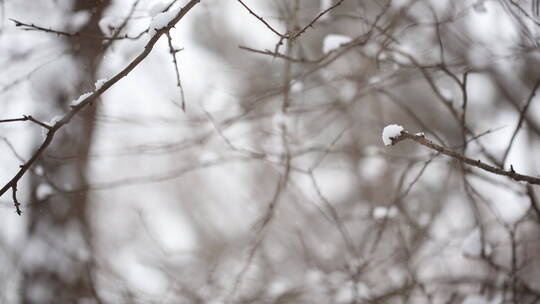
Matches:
[[70, 92, 92, 106], [95, 78, 108, 90], [382, 124, 404, 146], [48, 115, 63, 126], [150, 8, 178, 34]]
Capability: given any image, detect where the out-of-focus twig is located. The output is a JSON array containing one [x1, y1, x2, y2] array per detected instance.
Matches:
[[9, 18, 146, 40]]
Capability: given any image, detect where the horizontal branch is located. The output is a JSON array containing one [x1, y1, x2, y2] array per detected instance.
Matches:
[[236, 0, 344, 40], [388, 131, 540, 185], [0, 115, 51, 129], [9, 18, 146, 41]]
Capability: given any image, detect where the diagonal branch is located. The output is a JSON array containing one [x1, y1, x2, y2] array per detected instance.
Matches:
[[0, 115, 51, 129], [9, 18, 146, 41], [236, 0, 345, 40], [387, 130, 540, 185], [165, 32, 186, 111], [0, 0, 202, 212], [290, 0, 345, 39], [235, 0, 286, 38]]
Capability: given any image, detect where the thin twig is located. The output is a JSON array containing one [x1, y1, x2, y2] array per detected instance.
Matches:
[[165, 32, 186, 111], [9, 18, 146, 40], [0, 115, 51, 129], [290, 0, 345, 39]]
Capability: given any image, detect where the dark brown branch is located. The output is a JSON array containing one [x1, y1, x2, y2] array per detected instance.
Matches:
[[0, 0, 201, 208], [9, 18, 145, 40], [388, 130, 540, 185]]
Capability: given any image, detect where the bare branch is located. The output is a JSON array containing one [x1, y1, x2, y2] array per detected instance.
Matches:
[[165, 32, 186, 111], [388, 130, 540, 185], [235, 0, 286, 38], [0, 115, 51, 129], [236, 0, 345, 40], [290, 0, 345, 39]]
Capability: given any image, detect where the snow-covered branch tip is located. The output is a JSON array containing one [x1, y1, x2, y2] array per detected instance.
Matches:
[[382, 124, 404, 146], [382, 124, 540, 185]]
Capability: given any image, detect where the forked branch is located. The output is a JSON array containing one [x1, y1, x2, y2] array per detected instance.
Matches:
[[0, 0, 201, 214]]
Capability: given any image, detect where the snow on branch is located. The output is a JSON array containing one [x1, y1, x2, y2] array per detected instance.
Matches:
[[383, 125, 540, 185], [0, 0, 202, 215]]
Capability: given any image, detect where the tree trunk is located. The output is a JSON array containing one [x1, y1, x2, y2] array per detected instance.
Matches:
[[20, 1, 110, 303]]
